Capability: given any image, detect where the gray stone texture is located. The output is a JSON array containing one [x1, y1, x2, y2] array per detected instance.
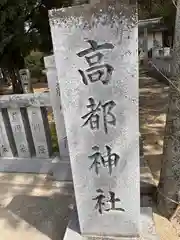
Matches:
[[44, 55, 69, 157], [8, 108, 31, 158], [27, 107, 51, 158], [0, 92, 50, 109], [0, 110, 14, 157], [49, 0, 139, 237], [19, 68, 32, 93], [63, 207, 159, 240]]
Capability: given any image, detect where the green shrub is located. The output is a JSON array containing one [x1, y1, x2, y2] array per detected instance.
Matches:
[[25, 51, 44, 79], [49, 122, 59, 153]]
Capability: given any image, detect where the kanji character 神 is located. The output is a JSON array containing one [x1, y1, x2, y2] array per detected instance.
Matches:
[[89, 145, 119, 175]]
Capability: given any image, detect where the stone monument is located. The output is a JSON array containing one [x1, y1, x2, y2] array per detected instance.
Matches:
[[44, 55, 69, 157], [49, 0, 158, 239], [19, 68, 33, 93]]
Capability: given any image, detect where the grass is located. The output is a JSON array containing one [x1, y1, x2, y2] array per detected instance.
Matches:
[[49, 122, 59, 153]]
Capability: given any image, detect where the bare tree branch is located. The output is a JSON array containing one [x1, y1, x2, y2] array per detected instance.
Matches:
[[172, 0, 178, 8]]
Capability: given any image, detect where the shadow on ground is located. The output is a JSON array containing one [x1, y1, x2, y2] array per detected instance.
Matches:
[[6, 194, 73, 240], [139, 70, 180, 239], [139, 69, 169, 174], [0, 172, 74, 240], [145, 154, 162, 184]]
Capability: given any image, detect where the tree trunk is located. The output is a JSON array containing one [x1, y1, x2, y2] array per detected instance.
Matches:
[[1, 68, 8, 85], [157, 0, 180, 218], [10, 68, 23, 94]]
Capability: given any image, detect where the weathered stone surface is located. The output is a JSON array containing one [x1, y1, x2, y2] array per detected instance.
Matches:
[[19, 68, 32, 93], [0, 93, 50, 108], [8, 108, 31, 158], [27, 107, 52, 158], [44, 55, 69, 157], [50, 0, 139, 237], [0, 155, 72, 180], [63, 207, 159, 240], [0, 111, 14, 157]]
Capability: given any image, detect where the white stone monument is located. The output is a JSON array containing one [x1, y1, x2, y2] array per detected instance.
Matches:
[[19, 69, 32, 93], [49, 0, 158, 239], [44, 55, 69, 157]]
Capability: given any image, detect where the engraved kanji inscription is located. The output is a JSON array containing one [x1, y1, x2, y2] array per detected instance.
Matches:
[[14, 125, 21, 132], [106, 191, 125, 212], [93, 189, 125, 214], [38, 145, 46, 154], [92, 189, 105, 214], [56, 82, 60, 96], [89, 145, 119, 175], [77, 40, 114, 85], [1, 145, 8, 154], [19, 144, 27, 153], [11, 112, 17, 121], [32, 123, 41, 132], [82, 97, 116, 134]]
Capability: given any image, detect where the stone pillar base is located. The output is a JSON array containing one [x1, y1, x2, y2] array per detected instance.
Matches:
[[63, 207, 159, 240]]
